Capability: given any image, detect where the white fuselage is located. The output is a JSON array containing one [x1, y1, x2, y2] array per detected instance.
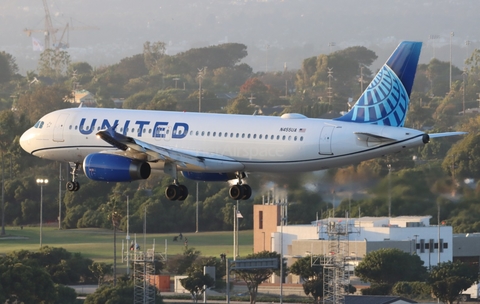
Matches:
[[20, 107, 428, 173]]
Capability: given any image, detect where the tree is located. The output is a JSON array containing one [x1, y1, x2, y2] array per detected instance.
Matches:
[[226, 95, 252, 114], [166, 247, 201, 275], [232, 251, 281, 304], [0, 51, 18, 83], [89, 262, 113, 286], [354, 248, 427, 294], [84, 277, 164, 304], [290, 256, 323, 303], [38, 49, 71, 79], [428, 261, 478, 304], [144, 41, 167, 74], [180, 271, 215, 303], [0, 255, 57, 304]]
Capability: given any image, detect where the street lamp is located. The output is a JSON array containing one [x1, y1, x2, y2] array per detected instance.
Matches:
[[429, 34, 439, 59], [36, 178, 48, 248], [450, 32, 454, 91], [387, 164, 392, 218], [125, 195, 130, 276]]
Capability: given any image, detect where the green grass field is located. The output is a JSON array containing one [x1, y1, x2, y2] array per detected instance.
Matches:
[[0, 226, 253, 265]]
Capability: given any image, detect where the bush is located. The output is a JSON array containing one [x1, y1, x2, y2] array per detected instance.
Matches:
[[361, 283, 391, 295]]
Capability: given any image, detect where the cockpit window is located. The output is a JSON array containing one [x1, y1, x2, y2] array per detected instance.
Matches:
[[34, 121, 45, 129]]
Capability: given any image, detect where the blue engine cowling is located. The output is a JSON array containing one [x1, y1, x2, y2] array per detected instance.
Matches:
[[182, 171, 236, 182], [83, 153, 151, 182]]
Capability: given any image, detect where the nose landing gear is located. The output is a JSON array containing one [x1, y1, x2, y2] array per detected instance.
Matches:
[[66, 162, 80, 192]]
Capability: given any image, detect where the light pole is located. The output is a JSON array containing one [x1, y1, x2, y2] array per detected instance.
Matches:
[[465, 40, 471, 60], [126, 195, 130, 276], [328, 42, 335, 54], [36, 178, 48, 248], [387, 164, 392, 218], [429, 34, 439, 59], [450, 32, 454, 91]]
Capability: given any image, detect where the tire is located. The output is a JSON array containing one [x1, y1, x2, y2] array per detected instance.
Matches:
[[229, 184, 244, 200], [242, 184, 252, 200], [165, 185, 180, 201], [460, 294, 469, 302], [66, 181, 76, 192], [178, 185, 189, 201]]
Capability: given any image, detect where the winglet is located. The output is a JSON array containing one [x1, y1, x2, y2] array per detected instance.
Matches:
[[96, 124, 130, 151], [335, 41, 422, 127]]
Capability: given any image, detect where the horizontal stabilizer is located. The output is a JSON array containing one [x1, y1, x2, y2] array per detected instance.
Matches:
[[429, 132, 468, 138]]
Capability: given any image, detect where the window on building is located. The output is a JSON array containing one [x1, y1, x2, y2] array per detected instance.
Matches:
[[259, 211, 263, 229]]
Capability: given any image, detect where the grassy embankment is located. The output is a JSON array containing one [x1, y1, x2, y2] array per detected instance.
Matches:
[[0, 226, 254, 265]]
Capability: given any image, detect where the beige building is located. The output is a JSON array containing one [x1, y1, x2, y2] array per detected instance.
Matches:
[[67, 90, 97, 107]]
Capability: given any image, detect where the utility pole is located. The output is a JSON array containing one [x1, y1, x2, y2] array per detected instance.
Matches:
[[429, 34, 439, 59], [450, 32, 454, 91], [327, 68, 333, 106], [197, 67, 206, 112]]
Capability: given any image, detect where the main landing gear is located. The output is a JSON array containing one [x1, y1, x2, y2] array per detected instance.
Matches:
[[228, 172, 251, 200], [66, 162, 80, 192], [165, 181, 189, 201], [229, 183, 252, 200], [162, 170, 251, 201]]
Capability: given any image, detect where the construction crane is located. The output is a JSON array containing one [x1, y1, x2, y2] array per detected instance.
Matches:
[[23, 0, 98, 50]]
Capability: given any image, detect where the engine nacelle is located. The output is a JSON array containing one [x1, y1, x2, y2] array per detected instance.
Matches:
[[83, 153, 151, 182], [182, 171, 236, 182]]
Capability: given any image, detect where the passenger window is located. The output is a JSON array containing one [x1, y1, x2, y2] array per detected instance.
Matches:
[[276, 135, 280, 140], [288, 136, 291, 140], [225, 132, 228, 137], [207, 131, 210, 136], [119, 127, 122, 132], [259, 134, 262, 139], [196, 131, 199, 136], [300, 136, 304, 141], [201, 131, 205, 136], [247, 134, 251, 139], [253, 134, 257, 139], [236, 133, 239, 138], [282, 135, 286, 140], [294, 136, 297, 141], [271, 135, 274, 140], [213, 132, 216, 137], [69, 125, 72, 130]]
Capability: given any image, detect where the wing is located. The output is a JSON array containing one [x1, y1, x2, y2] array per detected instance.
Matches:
[[96, 124, 244, 172]]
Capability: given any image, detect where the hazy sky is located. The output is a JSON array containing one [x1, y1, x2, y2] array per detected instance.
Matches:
[[1, 0, 478, 73]]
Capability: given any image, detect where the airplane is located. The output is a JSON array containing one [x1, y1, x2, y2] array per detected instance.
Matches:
[[19, 41, 465, 201]]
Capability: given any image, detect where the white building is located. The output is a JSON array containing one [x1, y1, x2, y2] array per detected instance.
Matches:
[[271, 216, 452, 270]]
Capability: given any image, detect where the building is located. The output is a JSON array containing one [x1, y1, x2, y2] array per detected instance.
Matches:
[[253, 204, 480, 275], [66, 89, 97, 107]]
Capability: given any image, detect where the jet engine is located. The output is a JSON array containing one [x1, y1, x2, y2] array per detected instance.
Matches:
[[83, 153, 151, 182]]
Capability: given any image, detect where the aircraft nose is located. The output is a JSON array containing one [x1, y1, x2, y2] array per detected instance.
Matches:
[[20, 129, 34, 154]]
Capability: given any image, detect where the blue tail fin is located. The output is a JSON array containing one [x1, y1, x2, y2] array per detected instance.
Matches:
[[334, 41, 422, 127]]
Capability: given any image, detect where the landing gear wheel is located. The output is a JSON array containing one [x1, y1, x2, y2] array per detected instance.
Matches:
[[178, 185, 189, 201], [241, 184, 252, 200], [229, 184, 245, 200], [66, 181, 80, 192], [165, 184, 181, 201]]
